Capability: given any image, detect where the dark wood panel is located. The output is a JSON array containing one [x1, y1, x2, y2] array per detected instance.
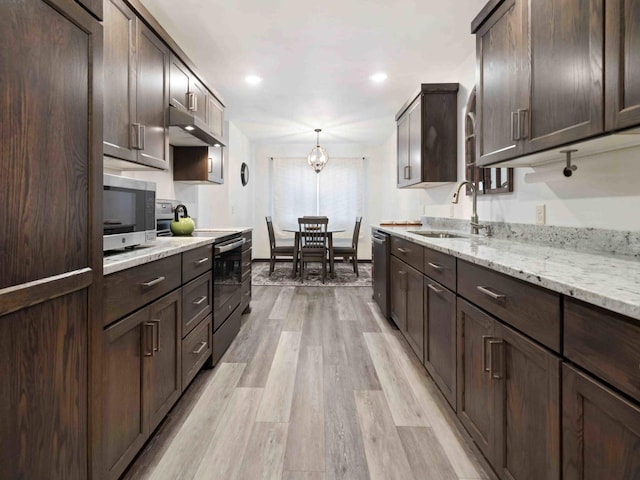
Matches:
[[181, 314, 212, 388], [211, 303, 242, 366], [457, 260, 561, 352], [0, 0, 92, 289], [169, 54, 190, 111], [145, 289, 182, 432], [103, 254, 181, 326], [0, 268, 92, 317], [563, 364, 640, 480], [104, 307, 147, 480], [182, 244, 213, 283], [404, 265, 424, 359], [525, 0, 604, 153], [565, 298, 640, 402], [241, 230, 252, 251], [173, 146, 210, 183], [423, 247, 456, 292], [241, 276, 252, 314], [397, 112, 410, 186], [495, 322, 561, 480], [390, 236, 424, 273], [408, 97, 422, 185], [0, 291, 87, 480], [605, 0, 640, 130], [190, 76, 208, 123], [475, 0, 525, 165], [103, 0, 137, 162], [182, 272, 212, 337], [424, 280, 457, 410], [457, 299, 496, 465], [421, 86, 458, 182], [390, 256, 408, 331], [136, 21, 169, 169]]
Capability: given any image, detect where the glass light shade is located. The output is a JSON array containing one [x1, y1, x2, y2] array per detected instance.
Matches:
[[307, 145, 329, 173]]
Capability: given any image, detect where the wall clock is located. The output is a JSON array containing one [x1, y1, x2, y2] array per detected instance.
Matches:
[[240, 162, 249, 186]]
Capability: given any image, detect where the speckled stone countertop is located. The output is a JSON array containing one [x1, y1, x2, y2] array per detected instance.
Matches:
[[375, 225, 640, 321]]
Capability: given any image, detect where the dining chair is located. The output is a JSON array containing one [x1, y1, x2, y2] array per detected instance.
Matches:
[[298, 216, 329, 283], [332, 216, 362, 276], [266, 216, 296, 275]]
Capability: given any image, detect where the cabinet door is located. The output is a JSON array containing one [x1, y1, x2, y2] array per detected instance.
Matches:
[[424, 280, 456, 410], [476, 0, 526, 165], [75, 0, 102, 19], [404, 265, 424, 359], [170, 55, 190, 112], [457, 300, 495, 464], [525, 0, 604, 153], [390, 256, 407, 331], [208, 94, 224, 138], [605, 0, 640, 130], [104, 309, 148, 480], [563, 364, 640, 480], [145, 290, 182, 432], [103, 0, 137, 162], [208, 145, 224, 184], [407, 98, 422, 185], [190, 76, 208, 123], [494, 322, 561, 480], [136, 21, 169, 169], [397, 112, 410, 186]]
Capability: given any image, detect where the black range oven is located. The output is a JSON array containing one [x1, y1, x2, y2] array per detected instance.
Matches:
[[212, 234, 246, 329]]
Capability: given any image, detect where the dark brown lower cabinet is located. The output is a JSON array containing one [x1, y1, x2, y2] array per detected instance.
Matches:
[[457, 299, 561, 480], [104, 290, 182, 480], [390, 256, 424, 358], [563, 364, 640, 480], [424, 278, 457, 410]]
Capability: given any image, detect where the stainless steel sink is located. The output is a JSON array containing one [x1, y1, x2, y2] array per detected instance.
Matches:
[[409, 230, 469, 239]]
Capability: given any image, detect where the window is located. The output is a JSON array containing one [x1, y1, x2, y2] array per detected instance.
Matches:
[[271, 157, 364, 237]]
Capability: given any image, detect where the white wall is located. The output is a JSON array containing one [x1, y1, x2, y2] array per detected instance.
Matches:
[[371, 50, 640, 232]]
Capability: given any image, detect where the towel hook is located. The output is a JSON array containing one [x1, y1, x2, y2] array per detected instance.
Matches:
[[560, 149, 578, 177]]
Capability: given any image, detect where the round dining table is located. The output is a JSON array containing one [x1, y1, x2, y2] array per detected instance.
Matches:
[[281, 226, 346, 278]]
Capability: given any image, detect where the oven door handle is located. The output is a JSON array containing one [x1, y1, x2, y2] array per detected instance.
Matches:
[[214, 238, 246, 254]]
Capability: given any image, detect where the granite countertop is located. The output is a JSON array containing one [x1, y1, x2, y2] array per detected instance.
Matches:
[[375, 225, 640, 322]]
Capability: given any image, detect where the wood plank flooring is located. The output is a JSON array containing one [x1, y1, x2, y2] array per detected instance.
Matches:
[[123, 286, 494, 480]]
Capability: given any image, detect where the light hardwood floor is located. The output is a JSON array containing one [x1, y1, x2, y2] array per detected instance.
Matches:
[[123, 286, 495, 480]]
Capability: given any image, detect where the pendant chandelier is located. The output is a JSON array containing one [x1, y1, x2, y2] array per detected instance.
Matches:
[[307, 128, 329, 173]]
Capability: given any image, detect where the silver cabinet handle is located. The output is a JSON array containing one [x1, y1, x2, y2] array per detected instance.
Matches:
[[139, 125, 145, 150], [427, 262, 443, 271], [188, 92, 197, 111], [397, 247, 410, 254], [403, 165, 411, 180], [427, 283, 443, 294], [143, 322, 155, 357], [372, 237, 385, 245], [132, 123, 143, 149], [153, 320, 160, 352], [518, 108, 528, 139], [194, 257, 209, 265], [192, 296, 207, 306], [511, 112, 520, 141], [489, 339, 504, 379], [477, 285, 506, 302], [141, 276, 165, 288], [192, 341, 207, 355], [482, 335, 492, 373]]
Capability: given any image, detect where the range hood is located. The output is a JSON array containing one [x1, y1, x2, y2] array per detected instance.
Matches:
[[168, 107, 226, 148]]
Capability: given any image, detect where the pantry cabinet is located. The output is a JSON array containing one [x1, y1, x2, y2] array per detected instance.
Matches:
[[474, 0, 605, 166], [103, 0, 169, 170]]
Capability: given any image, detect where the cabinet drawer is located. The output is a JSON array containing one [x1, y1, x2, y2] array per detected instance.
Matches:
[[565, 298, 640, 402], [212, 304, 241, 366], [214, 290, 242, 331], [103, 254, 181, 326], [241, 230, 252, 251], [423, 247, 456, 291], [182, 244, 213, 284], [182, 314, 212, 389], [182, 272, 212, 337], [241, 248, 252, 280], [391, 236, 424, 272], [458, 261, 561, 352]]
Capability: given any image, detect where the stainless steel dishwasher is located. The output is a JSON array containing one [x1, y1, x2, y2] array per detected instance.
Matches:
[[371, 229, 390, 318]]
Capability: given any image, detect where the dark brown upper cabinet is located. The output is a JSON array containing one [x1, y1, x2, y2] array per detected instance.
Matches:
[[173, 146, 224, 184], [605, 0, 640, 131], [103, 0, 169, 170], [474, 0, 605, 166], [396, 83, 459, 187], [170, 55, 210, 125]]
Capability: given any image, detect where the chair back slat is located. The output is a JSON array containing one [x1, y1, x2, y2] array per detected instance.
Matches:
[[352, 216, 363, 248], [265, 216, 276, 249], [298, 217, 328, 249]]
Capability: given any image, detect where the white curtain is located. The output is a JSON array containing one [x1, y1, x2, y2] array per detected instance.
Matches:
[[271, 157, 364, 238]]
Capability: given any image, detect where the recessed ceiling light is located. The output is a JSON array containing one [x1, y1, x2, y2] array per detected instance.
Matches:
[[370, 72, 388, 83], [213, 143, 221, 148], [245, 75, 262, 85], [184, 125, 194, 131]]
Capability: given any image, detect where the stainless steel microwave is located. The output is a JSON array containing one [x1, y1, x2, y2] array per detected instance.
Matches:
[[103, 174, 156, 251]]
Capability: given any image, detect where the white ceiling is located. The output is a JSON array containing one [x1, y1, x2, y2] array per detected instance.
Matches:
[[140, 0, 486, 145]]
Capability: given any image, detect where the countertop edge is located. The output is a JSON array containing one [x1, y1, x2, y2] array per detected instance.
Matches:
[[374, 225, 640, 322]]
